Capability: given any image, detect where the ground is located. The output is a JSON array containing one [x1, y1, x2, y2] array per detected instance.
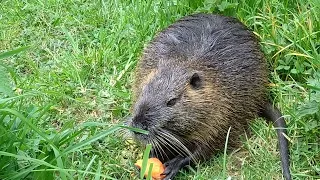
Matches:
[[0, 0, 319, 179]]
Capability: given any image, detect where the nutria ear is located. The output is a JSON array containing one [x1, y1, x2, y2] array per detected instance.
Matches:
[[190, 73, 202, 89]]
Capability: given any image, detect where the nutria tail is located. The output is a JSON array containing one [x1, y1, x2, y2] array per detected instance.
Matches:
[[260, 102, 291, 180]]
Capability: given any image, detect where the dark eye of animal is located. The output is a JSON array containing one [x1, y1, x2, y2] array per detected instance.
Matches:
[[190, 73, 201, 90], [167, 98, 178, 107]]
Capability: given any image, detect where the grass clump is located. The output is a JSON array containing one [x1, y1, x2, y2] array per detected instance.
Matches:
[[0, 0, 319, 179]]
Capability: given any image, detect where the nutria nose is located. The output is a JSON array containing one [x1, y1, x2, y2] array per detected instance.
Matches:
[[132, 114, 149, 133], [132, 124, 148, 135]]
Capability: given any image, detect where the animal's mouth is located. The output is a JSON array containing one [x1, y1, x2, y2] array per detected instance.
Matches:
[[133, 131, 150, 143], [136, 128, 195, 162], [133, 131, 177, 162], [127, 115, 195, 162]]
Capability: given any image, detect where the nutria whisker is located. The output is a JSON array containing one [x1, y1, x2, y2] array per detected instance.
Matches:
[[154, 135, 169, 161], [159, 130, 189, 156], [158, 129, 196, 162], [152, 136, 164, 161], [151, 138, 158, 157], [156, 130, 186, 157]]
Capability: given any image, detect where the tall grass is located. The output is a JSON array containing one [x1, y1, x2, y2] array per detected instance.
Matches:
[[0, 0, 319, 179]]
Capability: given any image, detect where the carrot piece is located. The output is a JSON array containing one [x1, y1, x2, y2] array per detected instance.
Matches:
[[135, 158, 165, 180]]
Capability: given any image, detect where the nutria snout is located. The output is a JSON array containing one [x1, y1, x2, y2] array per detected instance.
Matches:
[[128, 13, 291, 180]]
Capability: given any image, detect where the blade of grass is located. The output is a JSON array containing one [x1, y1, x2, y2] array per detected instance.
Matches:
[[0, 151, 56, 169], [58, 127, 87, 146], [94, 160, 102, 180], [119, 125, 149, 134], [31, 168, 116, 180], [82, 155, 97, 179], [52, 145, 70, 180], [62, 125, 121, 155], [223, 127, 232, 178], [0, 94, 33, 104], [0, 151, 116, 180], [7, 164, 41, 180], [0, 109, 55, 146], [0, 46, 29, 59], [140, 144, 152, 179], [146, 163, 153, 180]]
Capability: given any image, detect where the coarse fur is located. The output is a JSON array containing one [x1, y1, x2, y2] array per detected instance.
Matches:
[[128, 13, 291, 180]]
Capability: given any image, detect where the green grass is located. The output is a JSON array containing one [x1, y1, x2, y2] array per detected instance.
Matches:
[[0, 0, 319, 179]]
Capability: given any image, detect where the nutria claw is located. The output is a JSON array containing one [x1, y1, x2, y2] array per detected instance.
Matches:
[[162, 155, 191, 180]]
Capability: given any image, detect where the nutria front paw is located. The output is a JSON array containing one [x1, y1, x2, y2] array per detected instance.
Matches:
[[162, 155, 190, 180]]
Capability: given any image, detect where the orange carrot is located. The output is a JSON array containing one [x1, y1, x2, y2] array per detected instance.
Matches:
[[135, 158, 165, 180]]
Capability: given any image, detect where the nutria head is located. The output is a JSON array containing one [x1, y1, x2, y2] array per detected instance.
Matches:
[[129, 59, 226, 161]]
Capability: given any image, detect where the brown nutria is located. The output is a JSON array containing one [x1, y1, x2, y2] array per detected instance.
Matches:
[[128, 13, 290, 180]]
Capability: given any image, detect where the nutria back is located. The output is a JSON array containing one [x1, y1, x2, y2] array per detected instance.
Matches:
[[129, 13, 277, 179]]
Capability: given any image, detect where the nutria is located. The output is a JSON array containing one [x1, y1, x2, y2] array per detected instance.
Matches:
[[128, 13, 291, 180]]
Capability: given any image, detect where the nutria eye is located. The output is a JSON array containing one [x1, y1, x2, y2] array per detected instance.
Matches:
[[167, 98, 178, 107], [190, 73, 202, 90]]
